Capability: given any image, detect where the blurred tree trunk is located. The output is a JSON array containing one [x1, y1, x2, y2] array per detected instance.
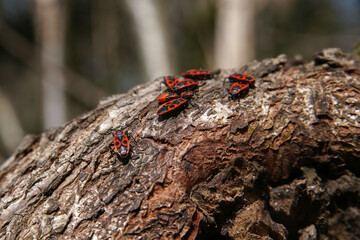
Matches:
[[34, 0, 67, 129], [214, 0, 255, 68], [92, 0, 120, 89], [0, 90, 24, 158], [0, 49, 359, 239], [0, 21, 106, 109], [124, 0, 172, 81]]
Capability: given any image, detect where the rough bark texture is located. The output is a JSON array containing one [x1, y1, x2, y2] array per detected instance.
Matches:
[[1, 48, 359, 239]]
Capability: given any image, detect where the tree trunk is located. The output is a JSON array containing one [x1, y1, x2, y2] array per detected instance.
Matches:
[[124, 0, 172, 81], [0, 90, 24, 156], [0, 48, 359, 239], [214, 0, 255, 68], [34, 0, 67, 129]]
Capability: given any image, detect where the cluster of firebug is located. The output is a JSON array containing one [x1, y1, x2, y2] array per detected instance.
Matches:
[[113, 69, 212, 158], [113, 69, 213, 158], [156, 69, 213, 118], [113, 70, 254, 158], [226, 73, 256, 99]]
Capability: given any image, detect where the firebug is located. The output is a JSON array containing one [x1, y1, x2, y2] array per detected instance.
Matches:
[[180, 90, 194, 99], [157, 92, 179, 103], [157, 91, 193, 104], [164, 76, 180, 91], [156, 97, 187, 117], [229, 82, 249, 99], [114, 130, 130, 158], [173, 79, 198, 92], [182, 69, 213, 80], [229, 73, 255, 87]]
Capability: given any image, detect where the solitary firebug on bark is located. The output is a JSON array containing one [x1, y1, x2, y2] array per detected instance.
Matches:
[[229, 82, 249, 99], [114, 131, 130, 158], [182, 69, 212, 80], [229, 73, 255, 87], [156, 97, 187, 117]]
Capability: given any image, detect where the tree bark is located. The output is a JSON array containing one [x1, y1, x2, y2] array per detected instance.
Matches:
[[0, 48, 359, 239]]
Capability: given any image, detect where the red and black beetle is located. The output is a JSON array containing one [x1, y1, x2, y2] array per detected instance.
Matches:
[[172, 79, 198, 92], [228, 82, 249, 99], [157, 91, 193, 104], [156, 97, 188, 117], [182, 69, 213, 80], [164, 76, 180, 91], [157, 92, 179, 104], [114, 130, 130, 158], [228, 73, 255, 87]]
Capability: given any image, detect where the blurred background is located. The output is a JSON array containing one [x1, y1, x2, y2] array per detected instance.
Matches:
[[0, 0, 359, 162]]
